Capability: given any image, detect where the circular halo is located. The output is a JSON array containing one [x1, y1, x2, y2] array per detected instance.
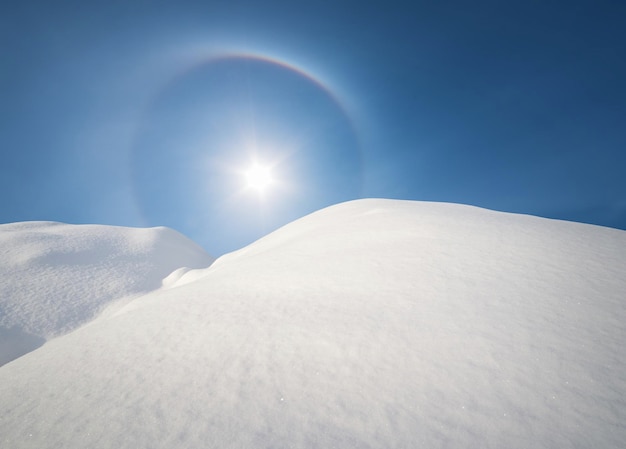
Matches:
[[130, 51, 363, 254]]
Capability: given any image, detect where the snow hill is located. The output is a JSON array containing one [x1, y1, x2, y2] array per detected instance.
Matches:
[[1, 199, 625, 448], [0, 222, 214, 366]]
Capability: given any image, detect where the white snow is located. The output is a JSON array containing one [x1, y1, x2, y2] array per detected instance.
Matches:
[[0, 221, 214, 365], [1, 199, 625, 448]]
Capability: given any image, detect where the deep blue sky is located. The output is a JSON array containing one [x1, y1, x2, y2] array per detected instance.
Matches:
[[2, 0, 625, 255]]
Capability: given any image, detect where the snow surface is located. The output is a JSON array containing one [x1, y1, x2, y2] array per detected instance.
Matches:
[[1, 199, 625, 448], [0, 221, 214, 365]]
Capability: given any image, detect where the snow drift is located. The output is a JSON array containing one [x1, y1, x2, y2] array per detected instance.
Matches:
[[0, 221, 214, 365], [1, 199, 625, 448]]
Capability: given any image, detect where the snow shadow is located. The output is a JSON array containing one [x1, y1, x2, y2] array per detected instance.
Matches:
[[0, 326, 45, 367]]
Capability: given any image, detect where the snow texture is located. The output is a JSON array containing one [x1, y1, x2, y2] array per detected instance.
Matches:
[[1, 199, 625, 448], [0, 221, 214, 365]]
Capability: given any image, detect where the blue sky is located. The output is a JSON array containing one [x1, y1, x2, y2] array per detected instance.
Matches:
[[2, 0, 625, 255]]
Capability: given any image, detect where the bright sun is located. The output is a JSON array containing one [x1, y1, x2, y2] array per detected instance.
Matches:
[[244, 163, 274, 193]]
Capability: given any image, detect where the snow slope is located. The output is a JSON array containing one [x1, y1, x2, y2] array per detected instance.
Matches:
[[1, 199, 625, 448], [0, 221, 214, 365]]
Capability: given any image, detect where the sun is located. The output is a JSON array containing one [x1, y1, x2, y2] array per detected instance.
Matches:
[[244, 162, 274, 193]]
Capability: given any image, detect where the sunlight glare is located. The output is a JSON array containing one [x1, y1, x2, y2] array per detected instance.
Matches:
[[244, 163, 274, 193]]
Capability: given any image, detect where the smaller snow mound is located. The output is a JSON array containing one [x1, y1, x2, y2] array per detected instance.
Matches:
[[0, 222, 213, 365], [161, 266, 210, 289]]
